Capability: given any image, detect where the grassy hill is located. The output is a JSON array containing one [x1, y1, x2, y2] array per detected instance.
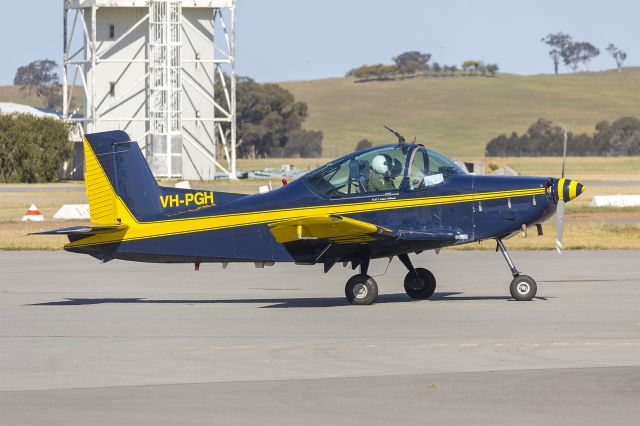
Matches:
[[3, 68, 639, 159], [281, 68, 640, 158], [0, 85, 48, 108]]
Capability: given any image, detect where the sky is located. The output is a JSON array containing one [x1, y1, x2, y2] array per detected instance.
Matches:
[[0, 0, 638, 84]]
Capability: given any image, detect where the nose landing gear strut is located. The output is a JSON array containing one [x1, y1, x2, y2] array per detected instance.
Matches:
[[496, 238, 537, 301]]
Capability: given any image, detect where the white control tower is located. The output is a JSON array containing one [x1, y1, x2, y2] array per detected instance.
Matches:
[[63, 0, 237, 180]]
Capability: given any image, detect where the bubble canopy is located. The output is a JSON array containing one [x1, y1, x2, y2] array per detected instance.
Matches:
[[305, 144, 465, 197]]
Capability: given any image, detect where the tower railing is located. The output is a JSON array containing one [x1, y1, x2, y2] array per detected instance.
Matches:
[[62, 0, 237, 180]]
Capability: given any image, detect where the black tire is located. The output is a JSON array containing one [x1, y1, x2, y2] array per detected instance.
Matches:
[[510, 275, 537, 301], [345, 274, 378, 305], [404, 268, 436, 299]]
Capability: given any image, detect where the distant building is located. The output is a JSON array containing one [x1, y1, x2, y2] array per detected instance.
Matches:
[[0, 102, 61, 119], [453, 160, 486, 175], [490, 166, 518, 176]]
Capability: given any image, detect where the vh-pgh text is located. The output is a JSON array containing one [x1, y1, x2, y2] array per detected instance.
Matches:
[[160, 192, 215, 208]]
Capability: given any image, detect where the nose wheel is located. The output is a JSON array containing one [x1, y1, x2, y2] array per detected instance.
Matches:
[[510, 275, 537, 301], [497, 238, 537, 301]]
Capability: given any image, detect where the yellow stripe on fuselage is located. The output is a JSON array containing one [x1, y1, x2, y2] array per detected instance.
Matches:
[[66, 186, 545, 248]]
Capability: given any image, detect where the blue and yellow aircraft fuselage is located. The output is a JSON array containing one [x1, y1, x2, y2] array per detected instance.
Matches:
[[39, 131, 584, 305]]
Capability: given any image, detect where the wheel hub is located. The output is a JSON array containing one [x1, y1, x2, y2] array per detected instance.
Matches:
[[517, 282, 530, 295], [407, 277, 424, 291], [353, 283, 368, 299]]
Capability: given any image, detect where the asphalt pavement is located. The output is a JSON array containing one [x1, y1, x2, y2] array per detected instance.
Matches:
[[1, 250, 639, 425]]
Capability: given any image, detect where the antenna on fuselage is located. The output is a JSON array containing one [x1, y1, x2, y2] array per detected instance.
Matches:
[[383, 125, 406, 144]]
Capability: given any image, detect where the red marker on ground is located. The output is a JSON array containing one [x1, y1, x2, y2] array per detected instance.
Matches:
[[22, 204, 44, 222]]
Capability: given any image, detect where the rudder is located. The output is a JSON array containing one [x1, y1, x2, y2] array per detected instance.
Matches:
[[84, 131, 161, 223], [84, 130, 246, 224]]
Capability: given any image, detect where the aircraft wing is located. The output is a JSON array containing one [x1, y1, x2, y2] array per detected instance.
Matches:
[[269, 215, 464, 264], [269, 215, 462, 244], [269, 214, 393, 245]]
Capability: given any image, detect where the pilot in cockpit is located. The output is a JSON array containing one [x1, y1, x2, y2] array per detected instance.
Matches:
[[368, 154, 400, 192]]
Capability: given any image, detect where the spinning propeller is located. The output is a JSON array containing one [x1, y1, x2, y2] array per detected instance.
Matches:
[[556, 129, 567, 254], [555, 128, 585, 253]]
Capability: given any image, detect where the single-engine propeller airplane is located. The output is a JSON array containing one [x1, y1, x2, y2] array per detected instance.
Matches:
[[37, 127, 584, 305]]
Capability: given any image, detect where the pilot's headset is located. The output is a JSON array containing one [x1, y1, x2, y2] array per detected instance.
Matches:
[[371, 154, 393, 176]]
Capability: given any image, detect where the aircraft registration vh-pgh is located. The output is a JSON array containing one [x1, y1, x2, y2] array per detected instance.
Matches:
[[36, 127, 584, 305]]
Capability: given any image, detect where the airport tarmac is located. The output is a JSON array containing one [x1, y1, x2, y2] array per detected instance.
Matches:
[[1, 250, 639, 425]]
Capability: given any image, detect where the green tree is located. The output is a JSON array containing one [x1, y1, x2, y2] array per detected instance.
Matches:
[[235, 78, 306, 157], [486, 119, 573, 157], [461, 60, 481, 75], [486, 63, 499, 77], [594, 117, 640, 155], [562, 42, 600, 72], [606, 44, 627, 73], [215, 77, 322, 158], [392, 51, 431, 76], [479, 63, 488, 76], [486, 117, 640, 157], [0, 114, 72, 182], [432, 62, 442, 76], [13, 59, 62, 109], [541, 33, 573, 74], [350, 64, 397, 81], [279, 129, 323, 157]]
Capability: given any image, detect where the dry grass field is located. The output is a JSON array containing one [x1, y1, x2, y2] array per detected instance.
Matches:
[[0, 86, 45, 109], [0, 85, 83, 110], [455, 223, 640, 251]]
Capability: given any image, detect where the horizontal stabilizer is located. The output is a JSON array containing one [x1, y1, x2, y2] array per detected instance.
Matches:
[[31, 224, 128, 236]]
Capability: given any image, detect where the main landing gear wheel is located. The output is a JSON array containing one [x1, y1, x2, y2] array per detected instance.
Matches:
[[404, 268, 437, 299], [510, 275, 537, 301], [345, 274, 378, 305]]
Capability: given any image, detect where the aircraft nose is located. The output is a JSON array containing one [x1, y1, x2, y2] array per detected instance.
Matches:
[[556, 178, 586, 202]]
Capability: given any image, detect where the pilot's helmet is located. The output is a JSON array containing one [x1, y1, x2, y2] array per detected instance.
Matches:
[[371, 154, 392, 175]]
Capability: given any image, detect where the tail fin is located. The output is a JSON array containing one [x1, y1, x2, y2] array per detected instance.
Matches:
[[84, 131, 160, 224], [84, 131, 246, 224]]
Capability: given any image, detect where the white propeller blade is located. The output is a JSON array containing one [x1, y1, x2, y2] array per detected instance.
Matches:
[[556, 128, 569, 254], [561, 128, 568, 178], [556, 200, 565, 254]]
